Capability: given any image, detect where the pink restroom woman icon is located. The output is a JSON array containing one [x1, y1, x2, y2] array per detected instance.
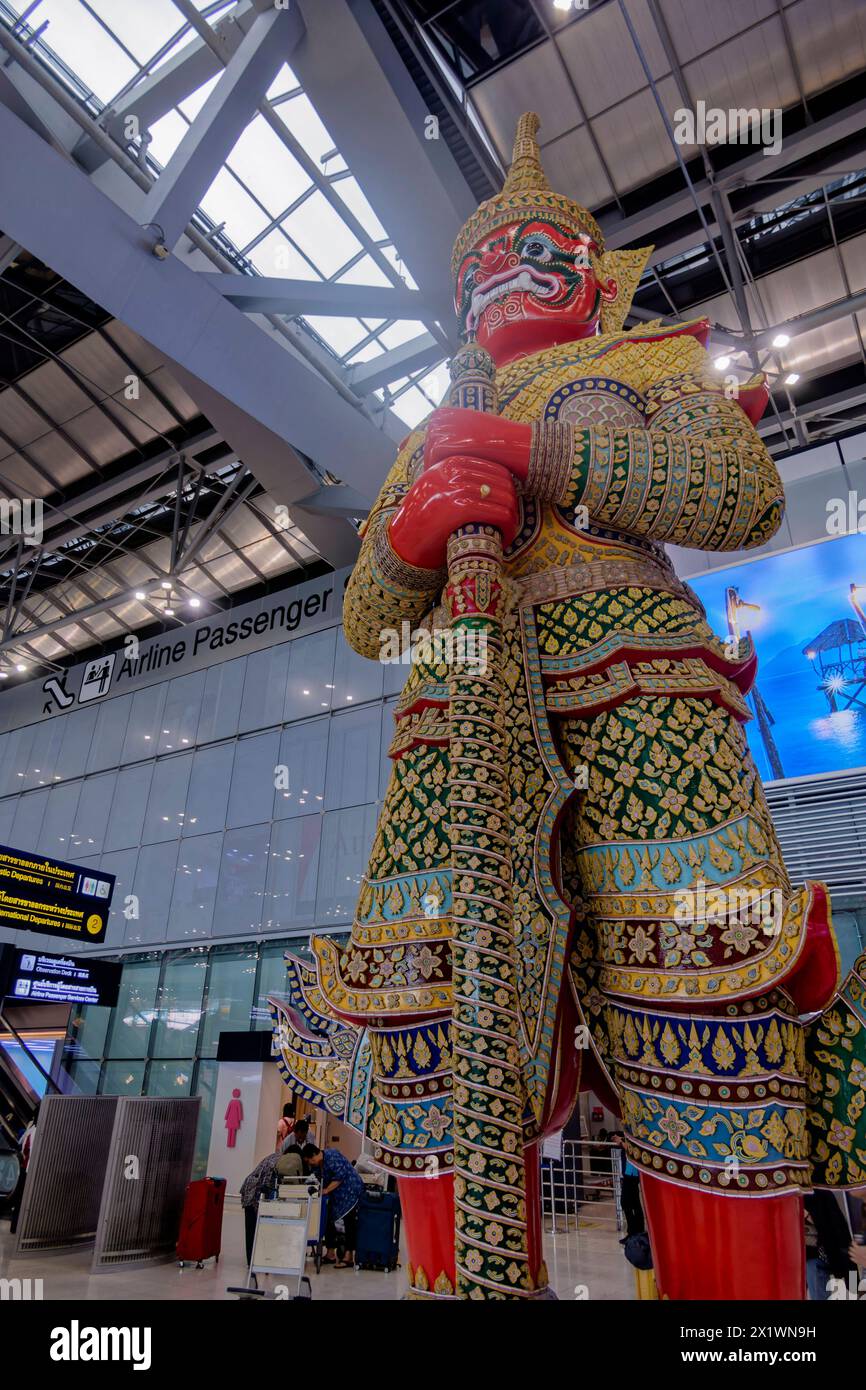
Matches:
[[224, 1088, 243, 1148]]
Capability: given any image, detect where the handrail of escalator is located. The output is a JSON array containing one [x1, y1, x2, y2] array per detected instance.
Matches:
[[0, 1003, 61, 1097], [0, 1056, 33, 1148]]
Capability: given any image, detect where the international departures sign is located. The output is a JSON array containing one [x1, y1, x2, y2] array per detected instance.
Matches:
[[0, 843, 115, 944]]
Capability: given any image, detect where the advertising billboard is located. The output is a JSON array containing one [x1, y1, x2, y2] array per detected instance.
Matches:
[[689, 533, 866, 782]]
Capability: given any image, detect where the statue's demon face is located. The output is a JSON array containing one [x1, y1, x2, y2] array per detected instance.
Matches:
[[454, 218, 617, 363]]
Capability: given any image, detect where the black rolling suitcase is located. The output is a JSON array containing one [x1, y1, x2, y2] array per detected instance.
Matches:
[[354, 1188, 401, 1270]]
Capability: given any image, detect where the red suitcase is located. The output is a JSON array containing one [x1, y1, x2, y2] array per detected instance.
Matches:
[[177, 1177, 226, 1268]]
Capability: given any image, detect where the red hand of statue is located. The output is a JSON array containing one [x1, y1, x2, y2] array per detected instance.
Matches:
[[389, 456, 520, 570], [423, 407, 531, 481]]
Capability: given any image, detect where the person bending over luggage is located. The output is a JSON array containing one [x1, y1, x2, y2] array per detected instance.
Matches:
[[275, 1146, 303, 1181], [302, 1144, 364, 1268], [240, 1151, 280, 1269]]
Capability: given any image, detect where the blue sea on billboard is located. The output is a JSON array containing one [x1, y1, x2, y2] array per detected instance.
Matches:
[[689, 533, 866, 781]]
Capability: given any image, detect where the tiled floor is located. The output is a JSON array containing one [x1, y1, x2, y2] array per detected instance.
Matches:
[[0, 1203, 636, 1301]]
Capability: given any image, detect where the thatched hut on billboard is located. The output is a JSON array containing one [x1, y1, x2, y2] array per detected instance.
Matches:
[[804, 619, 866, 711]]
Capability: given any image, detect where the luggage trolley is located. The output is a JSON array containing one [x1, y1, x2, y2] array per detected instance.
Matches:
[[231, 1177, 318, 1300]]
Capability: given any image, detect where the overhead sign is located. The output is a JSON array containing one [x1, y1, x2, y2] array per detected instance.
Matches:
[[0, 943, 121, 1008], [0, 567, 351, 733], [0, 845, 115, 944]]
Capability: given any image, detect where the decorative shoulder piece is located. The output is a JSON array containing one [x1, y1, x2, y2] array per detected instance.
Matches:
[[597, 247, 653, 335], [526, 420, 575, 502], [645, 369, 770, 434]]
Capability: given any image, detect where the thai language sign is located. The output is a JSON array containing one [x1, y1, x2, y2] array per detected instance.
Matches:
[[0, 844, 115, 944]]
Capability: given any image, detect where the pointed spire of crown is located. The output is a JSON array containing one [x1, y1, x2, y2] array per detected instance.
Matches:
[[502, 112, 550, 196]]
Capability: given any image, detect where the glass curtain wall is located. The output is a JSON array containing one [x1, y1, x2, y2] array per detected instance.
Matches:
[[61, 937, 339, 1177], [0, 625, 401, 952]]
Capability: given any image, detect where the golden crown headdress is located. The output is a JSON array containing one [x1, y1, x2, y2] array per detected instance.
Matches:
[[451, 112, 652, 335]]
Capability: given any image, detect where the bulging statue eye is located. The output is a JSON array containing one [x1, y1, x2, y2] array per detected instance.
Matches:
[[522, 239, 553, 263]]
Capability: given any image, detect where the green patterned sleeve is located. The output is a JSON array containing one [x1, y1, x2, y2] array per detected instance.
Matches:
[[527, 379, 784, 552], [342, 429, 444, 661]]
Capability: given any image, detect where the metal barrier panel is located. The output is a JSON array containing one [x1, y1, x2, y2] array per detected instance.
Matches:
[[14, 1094, 119, 1254], [92, 1096, 200, 1271], [542, 1139, 623, 1234]]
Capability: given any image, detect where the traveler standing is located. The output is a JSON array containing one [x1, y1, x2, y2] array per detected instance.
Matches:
[[275, 1102, 296, 1152]]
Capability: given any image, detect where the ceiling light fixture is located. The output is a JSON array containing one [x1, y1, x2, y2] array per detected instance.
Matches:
[[772, 332, 790, 348], [713, 355, 731, 371], [784, 372, 800, 385]]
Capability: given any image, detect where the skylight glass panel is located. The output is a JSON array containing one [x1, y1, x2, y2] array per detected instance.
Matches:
[[337, 256, 392, 288], [266, 62, 300, 102], [25, 0, 138, 102], [226, 115, 311, 215], [333, 177, 389, 242], [274, 92, 336, 166], [416, 362, 450, 404], [304, 317, 369, 357], [13, 2, 432, 384], [347, 340, 389, 365], [248, 229, 320, 281], [378, 320, 428, 349], [282, 191, 363, 277], [147, 109, 189, 167], [390, 387, 433, 429], [200, 168, 272, 249], [86, 0, 185, 66]]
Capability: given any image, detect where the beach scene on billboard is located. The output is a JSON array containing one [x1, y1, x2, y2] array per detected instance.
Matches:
[[689, 533, 866, 782]]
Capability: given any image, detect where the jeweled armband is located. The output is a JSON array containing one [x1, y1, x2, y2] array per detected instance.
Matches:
[[525, 421, 575, 503]]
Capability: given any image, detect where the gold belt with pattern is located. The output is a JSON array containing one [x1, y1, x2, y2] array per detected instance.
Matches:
[[512, 555, 705, 615]]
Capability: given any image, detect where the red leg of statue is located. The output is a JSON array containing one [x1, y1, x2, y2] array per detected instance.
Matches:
[[641, 1176, 805, 1300], [398, 1143, 548, 1299], [397, 1173, 456, 1298]]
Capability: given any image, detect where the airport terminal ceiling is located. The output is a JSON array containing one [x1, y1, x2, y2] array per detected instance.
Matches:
[[0, 0, 862, 683], [0, 0, 864, 1336]]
